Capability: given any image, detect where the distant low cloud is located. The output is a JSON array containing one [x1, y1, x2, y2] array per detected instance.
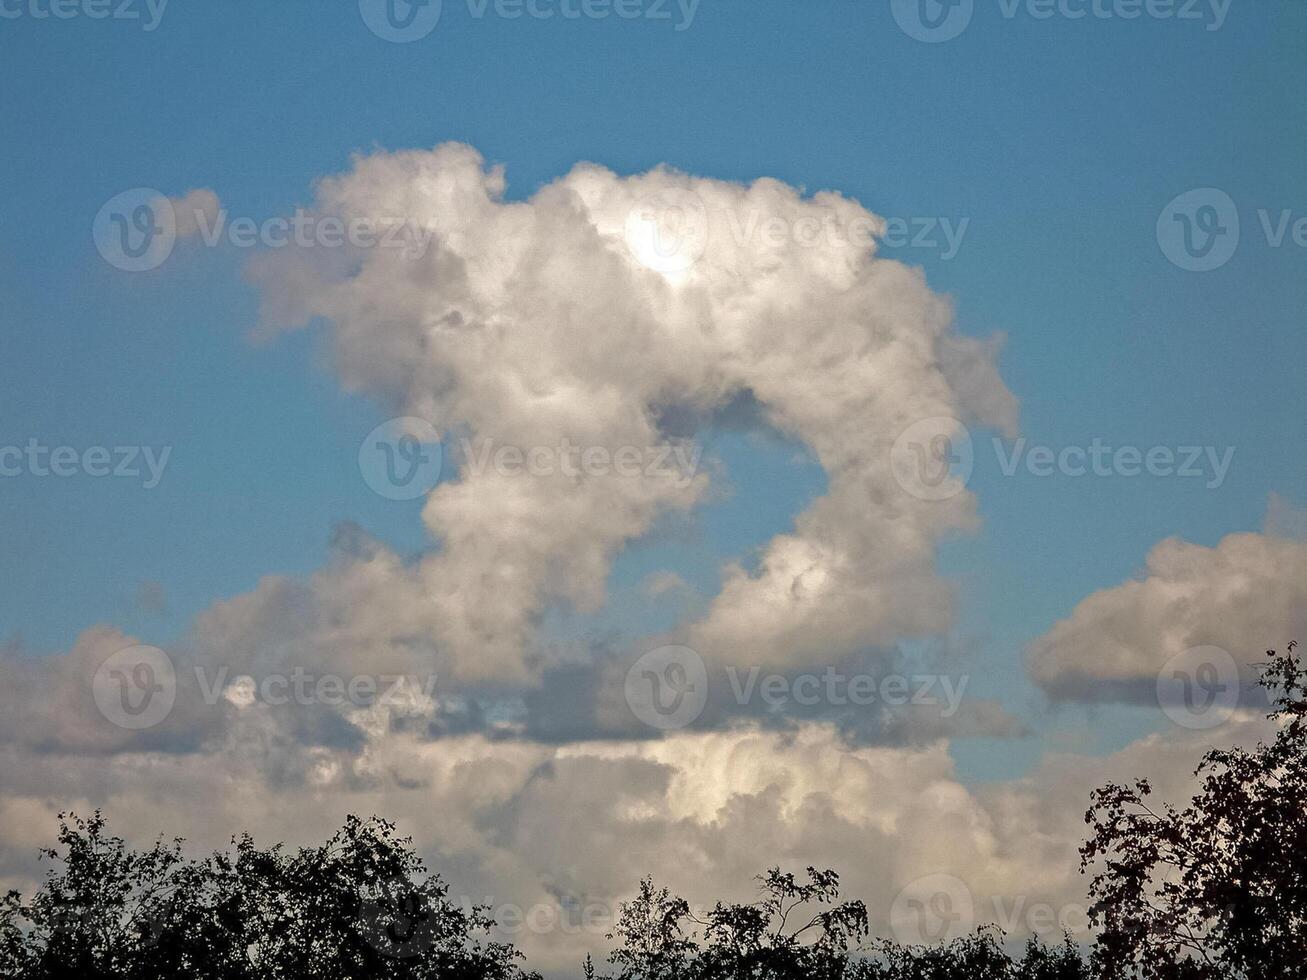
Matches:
[[0, 627, 213, 756], [642, 570, 689, 598], [1026, 522, 1307, 703]]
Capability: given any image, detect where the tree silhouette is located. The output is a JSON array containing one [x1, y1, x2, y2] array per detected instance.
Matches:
[[586, 877, 696, 980], [0, 813, 536, 980], [588, 873, 1091, 980], [589, 866, 869, 980], [1081, 643, 1307, 980], [854, 928, 1087, 980]]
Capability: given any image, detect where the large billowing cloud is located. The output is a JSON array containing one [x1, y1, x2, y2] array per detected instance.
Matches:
[[249, 143, 1017, 681], [1027, 526, 1307, 703]]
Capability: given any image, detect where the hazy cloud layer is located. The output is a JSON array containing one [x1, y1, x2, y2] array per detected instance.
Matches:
[[0, 707, 1273, 976]]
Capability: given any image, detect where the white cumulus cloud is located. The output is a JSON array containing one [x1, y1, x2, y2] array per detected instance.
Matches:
[[248, 144, 1017, 680]]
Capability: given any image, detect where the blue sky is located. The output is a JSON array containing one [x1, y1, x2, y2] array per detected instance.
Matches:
[[1, 0, 1304, 789]]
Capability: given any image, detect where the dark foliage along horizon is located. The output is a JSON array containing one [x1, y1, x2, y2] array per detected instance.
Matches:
[[2, 645, 1303, 980]]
